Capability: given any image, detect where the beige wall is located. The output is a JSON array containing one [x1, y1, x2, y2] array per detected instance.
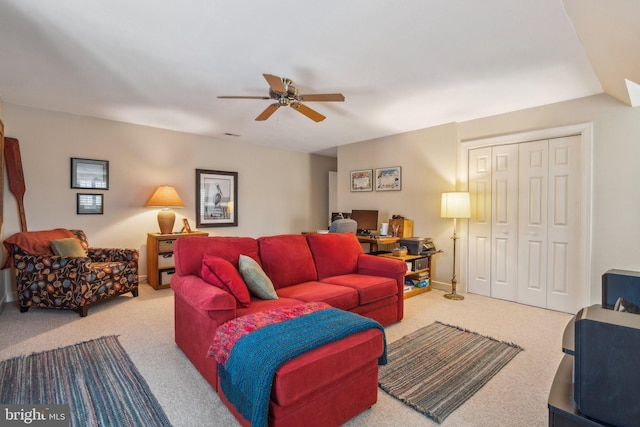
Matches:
[[1, 104, 336, 297], [338, 123, 460, 288], [339, 93, 640, 304]]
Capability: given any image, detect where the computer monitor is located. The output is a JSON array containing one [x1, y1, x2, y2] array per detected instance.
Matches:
[[350, 210, 378, 234]]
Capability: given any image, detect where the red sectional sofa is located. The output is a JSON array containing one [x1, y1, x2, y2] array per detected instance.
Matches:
[[171, 232, 406, 425]]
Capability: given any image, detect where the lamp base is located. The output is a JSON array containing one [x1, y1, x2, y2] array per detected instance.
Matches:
[[444, 293, 465, 300], [157, 209, 176, 234]]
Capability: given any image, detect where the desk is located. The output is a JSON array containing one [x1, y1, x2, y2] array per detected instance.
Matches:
[[356, 236, 400, 253]]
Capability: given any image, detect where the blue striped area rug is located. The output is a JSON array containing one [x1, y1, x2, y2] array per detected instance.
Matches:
[[378, 321, 522, 424], [0, 336, 171, 427]]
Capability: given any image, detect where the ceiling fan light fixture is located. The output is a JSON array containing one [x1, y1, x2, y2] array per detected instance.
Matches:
[[220, 73, 344, 122]]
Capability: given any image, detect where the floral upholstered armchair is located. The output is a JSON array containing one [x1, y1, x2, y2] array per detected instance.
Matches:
[[3, 228, 138, 317]]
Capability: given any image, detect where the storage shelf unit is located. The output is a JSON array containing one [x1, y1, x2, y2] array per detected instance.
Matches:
[[147, 231, 208, 289], [379, 253, 432, 299]]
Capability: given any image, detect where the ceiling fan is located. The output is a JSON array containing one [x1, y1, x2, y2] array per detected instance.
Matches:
[[218, 74, 345, 122]]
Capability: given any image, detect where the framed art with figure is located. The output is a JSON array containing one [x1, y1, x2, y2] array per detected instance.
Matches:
[[196, 169, 238, 227]]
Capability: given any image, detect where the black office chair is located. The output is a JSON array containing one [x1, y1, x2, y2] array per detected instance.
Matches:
[[329, 219, 357, 233]]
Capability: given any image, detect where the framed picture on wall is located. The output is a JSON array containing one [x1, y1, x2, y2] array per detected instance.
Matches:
[[350, 169, 373, 192], [71, 158, 109, 189], [196, 169, 238, 227], [77, 193, 103, 214], [375, 166, 401, 191]]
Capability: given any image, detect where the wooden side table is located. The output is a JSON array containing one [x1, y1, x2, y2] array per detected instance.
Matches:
[[147, 231, 208, 289]]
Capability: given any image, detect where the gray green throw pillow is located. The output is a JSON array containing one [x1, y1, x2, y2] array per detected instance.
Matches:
[[238, 254, 278, 300], [50, 238, 87, 257]]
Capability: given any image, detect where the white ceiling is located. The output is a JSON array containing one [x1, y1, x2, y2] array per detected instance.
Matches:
[[0, 0, 637, 156]]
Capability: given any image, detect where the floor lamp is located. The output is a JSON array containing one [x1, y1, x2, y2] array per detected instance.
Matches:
[[441, 192, 470, 300]]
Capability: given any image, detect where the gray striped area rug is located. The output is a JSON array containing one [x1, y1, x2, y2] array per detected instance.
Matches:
[[378, 321, 522, 424], [0, 336, 171, 427]]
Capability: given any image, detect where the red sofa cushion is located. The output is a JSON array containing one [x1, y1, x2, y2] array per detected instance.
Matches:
[[174, 236, 259, 276], [217, 329, 383, 427], [258, 235, 317, 289], [321, 274, 398, 305], [276, 282, 358, 311], [201, 255, 250, 308], [306, 233, 363, 279], [270, 328, 383, 407]]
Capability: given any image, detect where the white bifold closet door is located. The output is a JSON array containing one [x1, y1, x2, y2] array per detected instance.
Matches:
[[468, 135, 582, 312]]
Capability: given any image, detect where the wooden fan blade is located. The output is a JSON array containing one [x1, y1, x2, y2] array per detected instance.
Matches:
[[255, 103, 280, 121], [218, 96, 271, 99], [263, 74, 286, 93], [290, 102, 326, 122], [299, 93, 345, 102]]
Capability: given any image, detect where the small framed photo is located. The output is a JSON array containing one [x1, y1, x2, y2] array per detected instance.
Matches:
[[196, 169, 238, 227], [181, 218, 192, 233], [375, 166, 402, 191], [350, 169, 373, 192], [71, 158, 109, 189], [77, 193, 103, 215]]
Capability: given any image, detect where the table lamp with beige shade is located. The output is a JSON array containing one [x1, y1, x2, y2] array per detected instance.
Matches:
[[146, 185, 185, 234]]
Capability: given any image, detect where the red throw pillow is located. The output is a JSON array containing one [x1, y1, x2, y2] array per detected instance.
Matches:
[[201, 254, 250, 308]]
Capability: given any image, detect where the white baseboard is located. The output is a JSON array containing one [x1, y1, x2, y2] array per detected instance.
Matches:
[[6, 290, 18, 303], [431, 280, 452, 292]]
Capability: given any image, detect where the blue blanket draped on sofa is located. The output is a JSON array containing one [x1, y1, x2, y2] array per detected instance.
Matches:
[[218, 308, 387, 427]]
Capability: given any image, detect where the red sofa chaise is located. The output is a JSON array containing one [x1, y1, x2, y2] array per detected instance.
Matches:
[[171, 232, 406, 426]]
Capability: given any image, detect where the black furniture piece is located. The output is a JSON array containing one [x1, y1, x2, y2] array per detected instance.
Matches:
[[548, 269, 640, 427]]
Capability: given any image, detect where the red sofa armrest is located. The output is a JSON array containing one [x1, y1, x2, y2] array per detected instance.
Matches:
[[171, 274, 237, 319], [357, 253, 407, 279], [358, 254, 407, 321]]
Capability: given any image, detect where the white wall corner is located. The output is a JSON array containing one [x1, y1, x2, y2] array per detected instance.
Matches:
[[625, 79, 640, 107]]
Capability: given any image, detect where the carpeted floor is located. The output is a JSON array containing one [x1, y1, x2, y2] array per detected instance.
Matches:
[[0, 284, 572, 426]]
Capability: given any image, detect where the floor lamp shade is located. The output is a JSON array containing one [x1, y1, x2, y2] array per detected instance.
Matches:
[[441, 192, 470, 300], [441, 192, 471, 219], [146, 185, 185, 234]]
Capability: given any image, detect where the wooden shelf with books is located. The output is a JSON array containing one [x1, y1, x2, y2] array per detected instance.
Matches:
[[379, 253, 432, 299]]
